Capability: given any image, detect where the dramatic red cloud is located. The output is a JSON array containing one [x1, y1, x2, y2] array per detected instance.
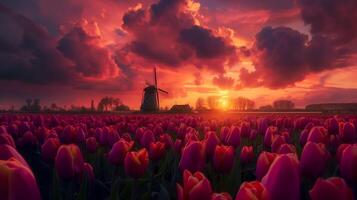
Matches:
[[0, 0, 357, 109]]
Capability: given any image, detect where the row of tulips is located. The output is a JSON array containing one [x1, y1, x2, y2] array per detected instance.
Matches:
[[0, 114, 356, 199]]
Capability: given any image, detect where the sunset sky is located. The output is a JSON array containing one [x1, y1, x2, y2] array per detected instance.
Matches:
[[1, 0, 357, 109]]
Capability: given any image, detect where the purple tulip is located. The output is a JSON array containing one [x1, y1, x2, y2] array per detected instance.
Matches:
[[340, 144, 357, 183], [300, 142, 330, 179], [339, 122, 356, 143], [108, 139, 134, 165], [41, 138, 60, 162], [179, 141, 205, 172], [55, 144, 84, 179]]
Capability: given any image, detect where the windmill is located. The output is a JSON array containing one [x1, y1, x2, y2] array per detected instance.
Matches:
[[140, 67, 168, 112]]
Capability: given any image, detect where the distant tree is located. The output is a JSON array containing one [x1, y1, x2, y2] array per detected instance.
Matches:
[[232, 97, 255, 111], [26, 98, 32, 110], [207, 96, 220, 110], [98, 97, 128, 112], [259, 105, 273, 111], [21, 98, 41, 112], [273, 100, 295, 110], [196, 97, 207, 111]]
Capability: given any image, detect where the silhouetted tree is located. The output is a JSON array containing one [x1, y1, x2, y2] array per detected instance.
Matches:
[[207, 96, 220, 110], [196, 97, 207, 111]]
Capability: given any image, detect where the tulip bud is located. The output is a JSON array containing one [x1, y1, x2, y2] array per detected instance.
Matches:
[[149, 141, 166, 161], [179, 141, 205, 172], [277, 144, 296, 154], [309, 177, 353, 200], [108, 139, 134, 165], [240, 146, 254, 164], [0, 144, 30, 168], [264, 127, 278, 148], [124, 148, 149, 179], [82, 162, 95, 182], [235, 181, 270, 200], [240, 123, 251, 138], [336, 143, 349, 162], [0, 158, 41, 200], [86, 137, 98, 154], [225, 127, 240, 148], [340, 144, 357, 183], [300, 142, 330, 179], [213, 145, 235, 174], [140, 130, 155, 149], [159, 133, 173, 149], [205, 131, 220, 157], [41, 138, 60, 162], [55, 144, 84, 179], [0, 133, 16, 148], [262, 154, 300, 200], [339, 122, 356, 143], [256, 151, 278, 180], [299, 129, 309, 146], [176, 170, 212, 200], [271, 135, 285, 153], [307, 127, 328, 145]]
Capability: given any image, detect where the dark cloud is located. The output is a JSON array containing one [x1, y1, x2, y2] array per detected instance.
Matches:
[[58, 26, 118, 78], [301, 86, 357, 105], [201, 0, 296, 11], [0, 5, 76, 84], [122, 0, 237, 72], [299, 0, 357, 44], [212, 75, 235, 89], [239, 26, 350, 89]]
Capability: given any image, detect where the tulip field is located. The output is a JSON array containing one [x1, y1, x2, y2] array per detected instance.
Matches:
[[1, 113, 357, 200]]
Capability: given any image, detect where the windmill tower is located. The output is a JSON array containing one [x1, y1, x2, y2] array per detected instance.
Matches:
[[140, 67, 168, 112]]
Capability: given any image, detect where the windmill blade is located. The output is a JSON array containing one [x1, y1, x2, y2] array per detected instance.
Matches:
[[158, 88, 168, 94], [154, 66, 160, 109]]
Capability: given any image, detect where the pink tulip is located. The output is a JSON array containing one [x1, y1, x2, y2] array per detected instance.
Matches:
[[212, 193, 232, 200], [307, 126, 328, 145], [225, 127, 240, 148], [176, 170, 212, 200], [213, 145, 235, 174], [336, 143, 349, 162], [262, 154, 300, 200], [339, 122, 356, 143], [179, 141, 205, 172], [0, 158, 41, 200], [205, 131, 220, 157], [310, 177, 353, 200], [140, 130, 155, 149], [264, 127, 278, 148], [82, 162, 95, 182], [124, 148, 149, 178], [41, 138, 60, 162], [240, 146, 254, 164], [55, 144, 84, 179], [86, 137, 98, 154], [277, 144, 296, 154], [0, 133, 16, 148], [300, 142, 330, 178], [149, 141, 166, 161], [271, 135, 285, 153], [0, 144, 30, 168], [235, 181, 270, 200], [108, 139, 134, 165], [256, 151, 278, 180], [340, 144, 357, 183]]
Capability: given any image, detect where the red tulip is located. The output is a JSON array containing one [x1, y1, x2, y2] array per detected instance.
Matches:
[[149, 141, 166, 161], [262, 154, 300, 200], [61, 125, 76, 144], [108, 139, 134, 165], [309, 177, 353, 200], [212, 193, 232, 200], [256, 151, 278, 180], [176, 170, 212, 200], [240, 146, 254, 164], [55, 144, 84, 179], [264, 127, 278, 148], [220, 126, 230, 142], [124, 148, 149, 178], [86, 137, 98, 154], [159, 133, 173, 149], [339, 122, 356, 143], [326, 118, 339, 135], [235, 181, 270, 200], [340, 144, 357, 183], [41, 138, 60, 162], [174, 139, 183, 154], [300, 142, 330, 178], [179, 141, 205, 172], [205, 131, 220, 157], [213, 145, 235, 174], [0, 158, 41, 200]]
